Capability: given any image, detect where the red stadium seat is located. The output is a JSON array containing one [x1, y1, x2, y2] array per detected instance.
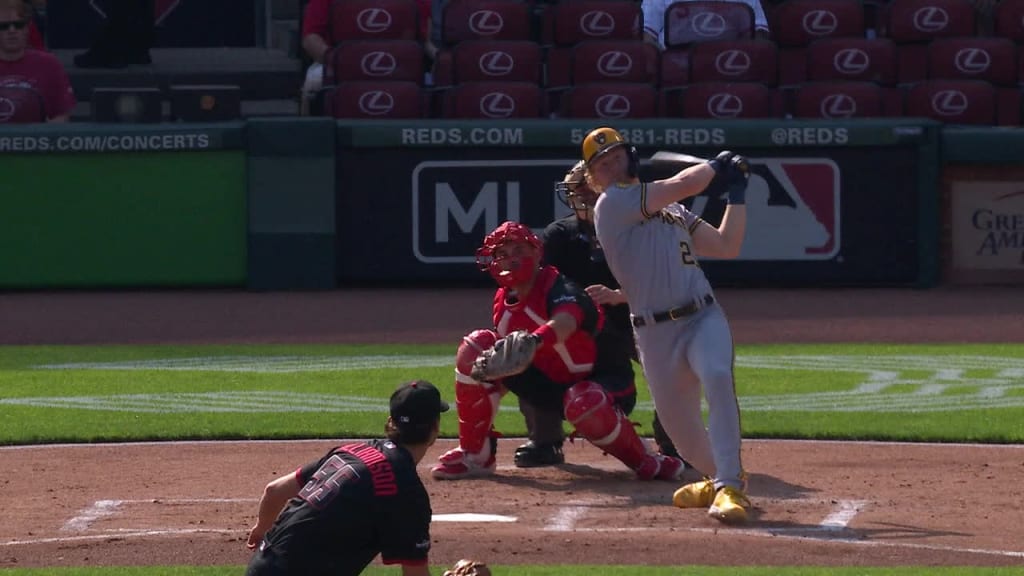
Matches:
[[0, 85, 46, 123], [659, 48, 691, 88], [570, 40, 660, 85], [994, 0, 1024, 43], [442, 81, 544, 118], [328, 0, 420, 43], [561, 82, 658, 119], [806, 37, 898, 85], [927, 37, 1018, 86], [540, 0, 642, 47], [880, 0, 975, 43], [689, 39, 778, 85], [441, 0, 532, 46], [677, 82, 778, 119], [663, 1, 755, 49], [770, 0, 866, 47], [324, 81, 424, 118], [904, 79, 996, 124], [792, 81, 886, 118], [323, 40, 425, 86], [451, 40, 543, 84]]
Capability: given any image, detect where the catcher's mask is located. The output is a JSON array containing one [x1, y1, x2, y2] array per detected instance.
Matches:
[[555, 160, 599, 216], [476, 221, 542, 289], [582, 126, 638, 178]]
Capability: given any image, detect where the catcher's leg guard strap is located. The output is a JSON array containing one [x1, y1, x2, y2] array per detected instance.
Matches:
[[455, 329, 503, 455], [564, 380, 648, 469]]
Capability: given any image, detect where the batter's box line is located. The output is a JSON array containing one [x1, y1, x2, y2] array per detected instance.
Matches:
[[62, 498, 257, 532], [2, 528, 241, 547]]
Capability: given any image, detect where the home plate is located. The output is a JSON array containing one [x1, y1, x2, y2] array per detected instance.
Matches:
[[433, 513, 517, 523]]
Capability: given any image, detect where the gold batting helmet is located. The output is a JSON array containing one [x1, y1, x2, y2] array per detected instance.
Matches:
[[581, 127, 638, 177]]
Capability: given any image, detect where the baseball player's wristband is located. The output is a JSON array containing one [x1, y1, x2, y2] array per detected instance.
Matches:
[[728, 182, 746, 205], [531, 324, 558, 348]]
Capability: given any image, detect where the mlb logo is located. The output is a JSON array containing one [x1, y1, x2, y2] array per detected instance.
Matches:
[[688, 158, 841, 260]]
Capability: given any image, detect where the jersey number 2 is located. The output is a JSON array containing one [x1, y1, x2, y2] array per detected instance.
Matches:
[[679, 241, 697, 266]]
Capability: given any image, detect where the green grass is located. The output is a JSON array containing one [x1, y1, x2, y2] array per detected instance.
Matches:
[[2, 343, 1024, 445], [4, 566, 1024, 575]]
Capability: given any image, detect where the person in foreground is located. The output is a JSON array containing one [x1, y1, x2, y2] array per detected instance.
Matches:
[[245, 379, 489, 576], [583, 126, 753, 523], [430, 220, 685, 482]]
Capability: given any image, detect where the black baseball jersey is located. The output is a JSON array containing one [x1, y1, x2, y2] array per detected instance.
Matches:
[[246, 439, 432, 576], [542, 216, 638, 373]]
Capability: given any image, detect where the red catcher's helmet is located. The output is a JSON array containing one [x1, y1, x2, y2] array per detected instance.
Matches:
[[476, 221, 543, 288]]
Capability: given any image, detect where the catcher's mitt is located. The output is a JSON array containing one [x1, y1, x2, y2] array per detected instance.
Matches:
[[470, 330, 539, 381], [444, 559, 491, 576]]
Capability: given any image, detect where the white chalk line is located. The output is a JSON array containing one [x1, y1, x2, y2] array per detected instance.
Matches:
[[820, 499, 869, 530], [61, 499, 122, 531]]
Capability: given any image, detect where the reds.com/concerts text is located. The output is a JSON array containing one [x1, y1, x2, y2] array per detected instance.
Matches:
[[0, 133, 211, 153]]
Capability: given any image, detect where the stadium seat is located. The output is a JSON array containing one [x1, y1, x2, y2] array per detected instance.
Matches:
[[569, 39, 660, 85], [926, 37, 1018, 86], [540, 0, 642, 46], [994, 0, 1024, 43], [324, 80, 425, 118], [441, 0, 532, 46], [0, 84, 46, 123], [659, 48, 692, 88], [91, 87, 163, 123], [791, 81, 890, 118], [689, 39, 778, 85], [663, 0, 755, 49], [560, 82, 658, 119], [806, 37, 898, 85], [904, 79, 996, 124], [323, 40, 426, 85], [879, 0, 975, 43], [441, 81, 544, 118], [770, 0, 866, 47], [450, 40, 543, 84], [673, 82, 779, 119], [328, 0, 420, 43]]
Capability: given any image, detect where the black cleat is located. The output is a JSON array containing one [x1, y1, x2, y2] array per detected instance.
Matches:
[[513, 441, 565, 467]]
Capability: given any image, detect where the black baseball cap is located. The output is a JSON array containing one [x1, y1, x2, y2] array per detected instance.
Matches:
[[390, 380, 449, 428]]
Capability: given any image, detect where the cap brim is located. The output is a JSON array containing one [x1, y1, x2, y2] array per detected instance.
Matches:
[[439, 400, 450, 413]]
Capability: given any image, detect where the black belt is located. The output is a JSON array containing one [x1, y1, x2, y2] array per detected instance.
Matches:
[[631, 295, 714, 328]]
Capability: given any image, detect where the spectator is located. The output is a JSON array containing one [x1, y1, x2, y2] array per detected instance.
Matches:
[[642, 0, 771, 49], [0, 0, 75, 122], [25, 0, 43, 49], [74, 0, 153, 68]]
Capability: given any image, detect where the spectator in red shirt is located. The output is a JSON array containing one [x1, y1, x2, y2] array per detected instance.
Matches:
[[0, 0, 75, 122]]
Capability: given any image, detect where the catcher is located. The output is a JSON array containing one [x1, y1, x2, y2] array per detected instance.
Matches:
[[245, 379, 488, 576], [429, 221, 686, 481]]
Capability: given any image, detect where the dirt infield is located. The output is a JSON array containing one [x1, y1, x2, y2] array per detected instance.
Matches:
[[2, 287, 1023, 569]]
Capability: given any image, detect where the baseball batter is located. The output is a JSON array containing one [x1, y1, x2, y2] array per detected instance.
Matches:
[[583, 127, 753, 523]]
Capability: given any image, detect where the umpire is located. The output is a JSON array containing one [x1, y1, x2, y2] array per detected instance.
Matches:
[[512, 161, 682, 467], [245, 380, 448, 576]]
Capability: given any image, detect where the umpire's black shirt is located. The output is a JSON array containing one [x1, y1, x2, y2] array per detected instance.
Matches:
[[542, 216, 637, 368], [246, 439, 432, 576]]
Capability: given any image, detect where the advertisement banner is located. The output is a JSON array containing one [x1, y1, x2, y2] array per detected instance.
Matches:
[[336, 144, 922, 285], [951, 182, 1024, 272]]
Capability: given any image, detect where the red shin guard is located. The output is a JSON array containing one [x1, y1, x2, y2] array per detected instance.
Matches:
[[563, 381, 649, 470]]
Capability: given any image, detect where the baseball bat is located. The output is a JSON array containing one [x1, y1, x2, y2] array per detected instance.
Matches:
[[649, 151, 711, 170]]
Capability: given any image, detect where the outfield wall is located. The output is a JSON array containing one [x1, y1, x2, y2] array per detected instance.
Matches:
[[1, 118, 1021, 290]]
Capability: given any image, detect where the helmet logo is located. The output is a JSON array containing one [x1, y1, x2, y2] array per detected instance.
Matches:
[[714, 49, 751, 76], [479, 51, 515, 76], [707, 93, 743, 118], [356, 8, 393, 33], [595, 94, 631, 118], [691, 12, 727, 37], [594, 131, 607, 145], [954, 48, 991, 74], [912, 6, 949, 33], [357, 90, 395, 115], [820, 93, 857, 118], [597, 50, 633, 77], [833, 48, 870, 75], [469, 10, 504, 35], [360, 51, 398, 76], [479, 92, 516, 118], [930, 89, 969, 116], [580, 10, 615, 36], [802, 10, 838, 36]]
